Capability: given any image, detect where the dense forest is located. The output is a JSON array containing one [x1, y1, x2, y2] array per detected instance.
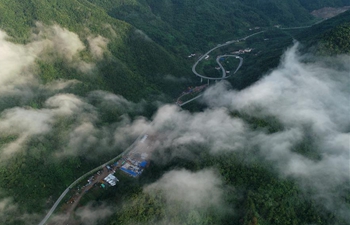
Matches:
[[0, 1, 349, 225], [0, 0, 195, 101], [87, 0, 350, 52], [105, 147, 346, 225], [296, 10, 350, 54]]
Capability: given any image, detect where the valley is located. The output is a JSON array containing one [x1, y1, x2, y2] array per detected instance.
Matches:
[[0, 1, 349, 225]]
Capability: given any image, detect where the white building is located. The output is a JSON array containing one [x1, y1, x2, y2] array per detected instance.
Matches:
[[104, 174, 119, 186], [140, 135, 148, 143]]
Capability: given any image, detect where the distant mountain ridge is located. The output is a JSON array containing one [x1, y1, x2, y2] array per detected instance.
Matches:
[[87, 0, 350, 52], [297, 10, 350, 54]]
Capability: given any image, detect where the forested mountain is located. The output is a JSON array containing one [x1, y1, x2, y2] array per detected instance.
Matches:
[[297, 10, 350, 54], [0, 0, 346, 102], [0, 0, 192, 101], [298, 0, 350, 10], [0, 1, 349, 225], [87, 0, 349, 52]]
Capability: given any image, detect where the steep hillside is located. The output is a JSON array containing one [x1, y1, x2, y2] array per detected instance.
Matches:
[[0, 1, 193, 223], [298, 0, 350, 10], [0, 0, 192, 101], [1, 0, 344, 104], [0, 1, 349, 225], [87, 0, 349, 53], [296, 10, 350, 54]]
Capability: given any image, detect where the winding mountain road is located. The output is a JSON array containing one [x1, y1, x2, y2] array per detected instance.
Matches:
[[192, 31, 263, 81], [216, 54, 243, 78], [180, 31, 264, 107]]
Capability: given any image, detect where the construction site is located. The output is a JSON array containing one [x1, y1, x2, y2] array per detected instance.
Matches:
[[51, 134, 154, 224]]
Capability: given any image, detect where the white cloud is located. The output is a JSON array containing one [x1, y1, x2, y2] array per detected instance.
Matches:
[[0, 30, 38, 96], [163, 74, 187, 83], [49, 201, 113, 225], [1, 20, 349, 224], [113, 169, 230, 225], [201, 43, 350, 220], [204, 44, 350, 135], [75, 202, 113, 225], [88, 35, 109, 59], [0, 93, 96, 159], [0, 107, 52, 135], [145, 169, 224, 210], [103, 24, 117, 37], [34, 23, 85, 61], [33, 22, 95, 73], [128, 105, 248, 158], [0, 198, 16, 216], [0, 23, 99, 99], [0, 107, 53, 157], [115, 43, 350, 221], [88, 90, 142, 113], [45, 79, 81, 91], [63, 122, 98, 156], [45, 93, 87, 116], [134, 29, 152, 42]]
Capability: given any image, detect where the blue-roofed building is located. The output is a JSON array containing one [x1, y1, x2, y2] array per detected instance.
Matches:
[[120, 167, 138, 177], [139, 161, 147, 168]]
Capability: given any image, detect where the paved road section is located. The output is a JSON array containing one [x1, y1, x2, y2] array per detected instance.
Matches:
[[191, 31, 263, 80], [179, 94, 204, 107], [216, 55, 243, 78], [280, 19, 326, 30], [38, 135, 143, 225], [38, 188, 70, 225]]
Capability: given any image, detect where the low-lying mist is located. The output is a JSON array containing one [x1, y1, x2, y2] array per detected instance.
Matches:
[[117, 43, 350, 224], [0, 21, 349, 225]]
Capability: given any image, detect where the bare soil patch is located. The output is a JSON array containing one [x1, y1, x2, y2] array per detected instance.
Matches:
[[311, 6, 350, 19]]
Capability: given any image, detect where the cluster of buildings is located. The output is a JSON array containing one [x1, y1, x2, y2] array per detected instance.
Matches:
[[181, 85, 207, 95], [64, 134, 154, 210], [120, 152, 149, 177], [176, 84, 208, 105], [232, 48, 253, 54], [249, 27, 261, 31], [118, 134, 150, 177], [99, 134, 151, 188]]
